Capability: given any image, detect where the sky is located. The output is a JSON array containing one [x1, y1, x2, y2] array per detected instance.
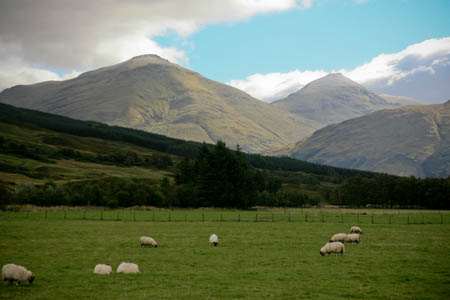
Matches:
[[0, 0, 449, 104]]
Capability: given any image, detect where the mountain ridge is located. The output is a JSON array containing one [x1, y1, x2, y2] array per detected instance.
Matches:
[[0, 55, 318, 153], [269, 101, 450, 178]]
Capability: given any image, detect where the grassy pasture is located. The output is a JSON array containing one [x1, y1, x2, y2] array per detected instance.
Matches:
[[1, 212, 450, 299]]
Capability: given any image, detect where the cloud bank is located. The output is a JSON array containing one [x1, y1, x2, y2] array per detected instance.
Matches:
[[0, 0, 296, 90], [228, 37, 450, 104]]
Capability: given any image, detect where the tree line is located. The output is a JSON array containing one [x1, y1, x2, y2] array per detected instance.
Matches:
[[332, 174, 450, 209]]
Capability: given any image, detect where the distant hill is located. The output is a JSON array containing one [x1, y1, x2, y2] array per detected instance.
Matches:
[[271, 101, 450, 178], [271, 73, 421, 127], [0, 55, 317, 153]]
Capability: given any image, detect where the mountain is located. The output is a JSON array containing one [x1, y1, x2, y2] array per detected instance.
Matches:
[[0, 55, 318, 153], [378, 94, 422, 106], [271, 73, 421, 127], [270, 101, 450, 178]]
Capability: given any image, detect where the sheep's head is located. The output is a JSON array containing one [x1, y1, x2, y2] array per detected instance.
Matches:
[[154, 244, 158, 248], [28, 273, 35, 284], [213, 242, 218, 246], [320, 250, 325, 256]]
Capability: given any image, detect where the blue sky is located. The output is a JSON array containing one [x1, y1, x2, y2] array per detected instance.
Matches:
[[1, 0, 449, 103], [155, 0, 450, 82]]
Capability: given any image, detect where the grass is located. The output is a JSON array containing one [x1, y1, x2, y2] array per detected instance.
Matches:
[[1, 211, 450, 299]]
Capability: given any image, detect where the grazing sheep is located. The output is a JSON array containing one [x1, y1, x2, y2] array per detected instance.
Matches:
[[116, 262, 140, 274], [330, 233, 347, 243], [140, 236, 158, 248], [345, 233, 360, 244], [2, 264, 35, 285], [209, 234, 219, 246], [350, 226, 362, 234], [320, 242, 345, 256], [93, 264, 112, 275]]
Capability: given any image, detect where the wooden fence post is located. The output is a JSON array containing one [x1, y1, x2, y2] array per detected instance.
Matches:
[[255, 213, 258, 222], [221, 214, 223, 222], [238, 214, 240, 222], [83, 210, 86, 220], [116, 211, 120, 221], [100, 210, 103, 220], [305, 213, 308, 222], [288, 213, 291, 222], [168, 213, 171, 222], [371, 215, 374, 224], [185, 214, 187, 222], [45, 211, 48, 219], [202, 213, 205, 222], [133, 210, 136, 222], [64, 210, 67, 219], [272, 213, 274, 222]]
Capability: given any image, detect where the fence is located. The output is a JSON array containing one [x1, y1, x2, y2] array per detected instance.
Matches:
[[2, 209, 449, 225]]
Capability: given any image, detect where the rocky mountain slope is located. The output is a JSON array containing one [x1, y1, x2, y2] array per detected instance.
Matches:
[[269, 101, 450, 178], [271, 73, 421, 127], [0, 55, 318, 153]]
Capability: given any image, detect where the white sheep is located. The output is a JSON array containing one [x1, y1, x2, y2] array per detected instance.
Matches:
[[350, 226, 362, 234], [345, 233, 360, 244], [330, 233, 347, 243], [2, 264, 35, 285], [209, 234, 219, 246], [93, 264, 112, 275], [140, 236, 158, 248], [116, 262, 140, 274], [320, 242, 345, 256]]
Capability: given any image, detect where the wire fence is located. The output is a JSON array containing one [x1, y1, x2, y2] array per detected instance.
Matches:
[[2, 209, 449, 225]]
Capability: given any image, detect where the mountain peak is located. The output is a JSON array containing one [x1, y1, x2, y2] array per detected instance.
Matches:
[[125, 54, 172, 66]]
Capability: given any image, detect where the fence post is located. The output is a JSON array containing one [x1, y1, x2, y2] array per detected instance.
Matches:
[[238, 214, 240, 222], [116, 211, 120, 221], [185, 214, 187, 222], [305, 213, 308, 222], [64, 210, 67, 219], [288, 213, 291, 222], [272, 213, 274, 222], [100, 210, 103, 220], [168, 213, 171, 222], [83, 210, 86, 220], [371, 215, 374, 224], [389, 215, 391, 224], [221, 214, 223, 222], [341, 214, 344, 223], [407, 215, 409, 224], [134, 210, 136, 222], [202, 213, 205, 222], [45, 211, 48, 219], [422, 215, 424, 224], [27, 211, 29, 218], [441, 214, 443, 224], [255, 213, 258, 222], [321, 214, 324, 223]]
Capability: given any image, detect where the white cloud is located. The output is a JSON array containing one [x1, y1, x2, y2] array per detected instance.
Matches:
[[228, 70, 327, 101], [228, 37, 450, 103], [0, 0, 296, 91]]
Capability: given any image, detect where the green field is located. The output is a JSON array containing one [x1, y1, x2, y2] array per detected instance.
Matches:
[[1, 211, 450, 299]]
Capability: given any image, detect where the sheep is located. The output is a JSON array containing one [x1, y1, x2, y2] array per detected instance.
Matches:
[[116, 262, 140, 274], [209, 234, 219, 246], [350, 226, 362, 234], [93, 264, 112, 275], [330, 233, 347, 243], [2, 264, 35, 285], [320, 242, 345, 256], [140, 236, 158, 248], [345, 233, 360, 244]]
